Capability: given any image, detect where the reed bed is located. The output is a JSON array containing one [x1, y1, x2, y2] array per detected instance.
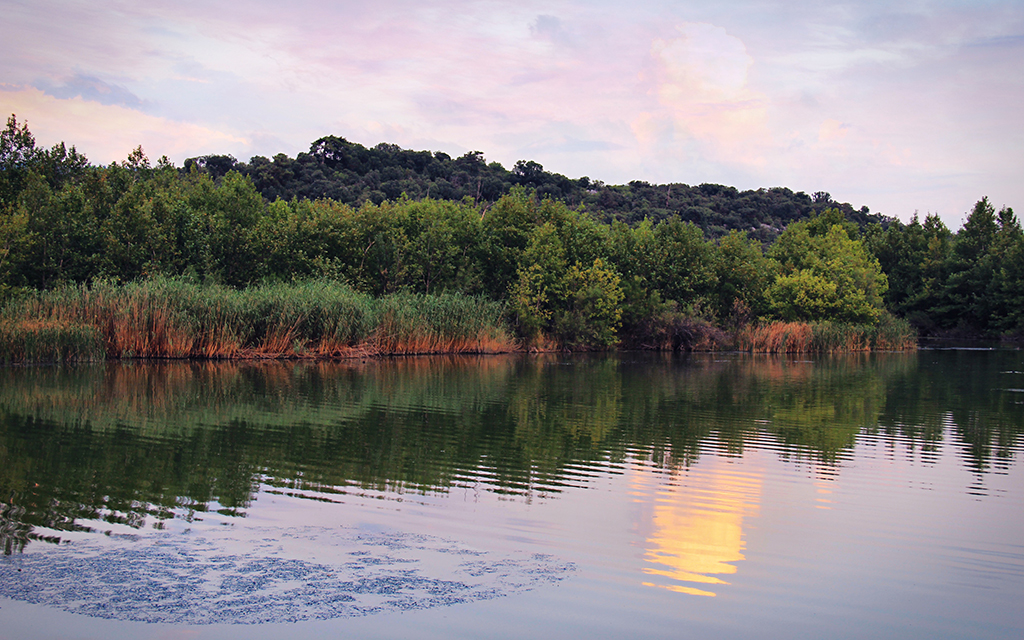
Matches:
[[735, 322, 813, 353], [736, 314, 917, 353], [373, 292, 514, 355], [0, 278, 915, 362], [0, 278, 515, 363], [0, 319, 105, 364]]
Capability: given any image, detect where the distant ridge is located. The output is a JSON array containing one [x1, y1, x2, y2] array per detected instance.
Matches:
[[186, 135, 891, 243]]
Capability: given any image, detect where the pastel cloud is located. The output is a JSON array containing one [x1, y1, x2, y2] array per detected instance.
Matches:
[[642, 23, 771, 168], [817, 119, 850, 143], [35, 74, 147, 109], [0, 85, 248, 163]]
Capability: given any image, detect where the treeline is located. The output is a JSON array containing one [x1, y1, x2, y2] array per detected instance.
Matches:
[[2, 113, 1019, 348], [864, 201, 1024, 337], [190, 135, 885, 243], [0, 115, 911, 351]]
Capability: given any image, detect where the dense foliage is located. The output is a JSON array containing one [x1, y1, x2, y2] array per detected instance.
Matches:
[[864, 197, 1024, 336], [191, 134, 886, 243], [1, 114, 1018, 349]]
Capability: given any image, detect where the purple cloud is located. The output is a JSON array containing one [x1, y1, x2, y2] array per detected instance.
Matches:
[[35, 74, 148, 109]]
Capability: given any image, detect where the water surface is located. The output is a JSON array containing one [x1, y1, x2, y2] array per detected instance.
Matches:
[[1, 351, 1022, 639]]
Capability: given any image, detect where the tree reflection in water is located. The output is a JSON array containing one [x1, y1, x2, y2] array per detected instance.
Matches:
[[2, 350, 1022, 554]]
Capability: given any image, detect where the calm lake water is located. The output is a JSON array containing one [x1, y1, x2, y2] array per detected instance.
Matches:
[[1, 350, 1023, 639]]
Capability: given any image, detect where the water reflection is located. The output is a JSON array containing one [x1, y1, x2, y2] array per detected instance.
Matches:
[[634, 461, 762, 597], [1, 350, 1023, 554]]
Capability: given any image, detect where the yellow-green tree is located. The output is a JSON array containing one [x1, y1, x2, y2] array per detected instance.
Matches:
[[767, 210, 888, 324]]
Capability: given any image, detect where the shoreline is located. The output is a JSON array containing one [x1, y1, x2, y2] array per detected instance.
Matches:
[[1, 320, 918, 366], [0, 279, 918, 365]]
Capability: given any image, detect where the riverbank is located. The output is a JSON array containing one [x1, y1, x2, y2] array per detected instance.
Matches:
[[0, 279, 917, 364]]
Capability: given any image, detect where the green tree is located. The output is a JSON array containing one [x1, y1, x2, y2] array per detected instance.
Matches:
[[399, 198, 483, 295], [205, 170, 269, 286], [714, 230, 771, 320], [991, 205, 1024, 334], [606, 219, 669, 338], [552, 258, 624, 348], [480, 188, 539, 299], [509, 223, 624, 348], [0, 206, 30, 299], [0, 115, 39, 205], [767, 210, 888, 323], [510, 223, 567, 341], [911, 215, 955, 331], [10, 172, 102, 288], [943, 197, 1000, 333], [650, 217, 719, 313]]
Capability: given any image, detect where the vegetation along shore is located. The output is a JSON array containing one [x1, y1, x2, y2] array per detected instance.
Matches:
[[3, 114, 1020, 362]]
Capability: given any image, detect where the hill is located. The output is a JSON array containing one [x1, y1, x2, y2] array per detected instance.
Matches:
[[187, 135, 891, 243]]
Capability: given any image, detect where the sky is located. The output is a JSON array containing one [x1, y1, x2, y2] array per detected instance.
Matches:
[[2, 0, 1022, 229]]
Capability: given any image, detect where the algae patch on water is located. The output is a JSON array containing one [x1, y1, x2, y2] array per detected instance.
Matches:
[[0, 525, 575, 624]]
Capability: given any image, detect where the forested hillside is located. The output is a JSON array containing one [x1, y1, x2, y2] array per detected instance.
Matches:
[[190, 135, 887, 243]]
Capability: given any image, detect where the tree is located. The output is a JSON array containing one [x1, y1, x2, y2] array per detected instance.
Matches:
[[650, 217, 718, 313], [510, 223, 567, 341], [991, 205, 1024, 334], [606, 218, 667, 337], [397, 198, 483, 295], [552, 258, 624, 348], [714, 230, 771, 320], [513, 160, 545, 186], [943, 197, 1000, 333], [184, 154, 238, 179], [480, 188, 540, 299], [0, 115, 38, 205], [767, 210, 888, 324], [509, 223, 624, 348]]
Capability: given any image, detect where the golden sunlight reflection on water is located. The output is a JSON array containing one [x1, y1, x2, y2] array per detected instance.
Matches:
[[631, 457, 763, 597]]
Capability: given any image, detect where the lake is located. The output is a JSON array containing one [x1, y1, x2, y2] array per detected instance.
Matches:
[[1, 350, 1023, 639]]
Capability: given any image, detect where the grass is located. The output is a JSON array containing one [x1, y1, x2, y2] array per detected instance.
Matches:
[[373, 292, 514, 355], [0, 278, 515, 363]]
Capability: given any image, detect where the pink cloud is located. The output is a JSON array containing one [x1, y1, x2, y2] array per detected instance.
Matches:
[[0, 85, 248, 163]]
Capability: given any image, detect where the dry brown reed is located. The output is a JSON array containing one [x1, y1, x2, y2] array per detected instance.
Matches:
[[736, 315, 916, 353], [737, 322, 815, 353], [0, 319, 105, 364]]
